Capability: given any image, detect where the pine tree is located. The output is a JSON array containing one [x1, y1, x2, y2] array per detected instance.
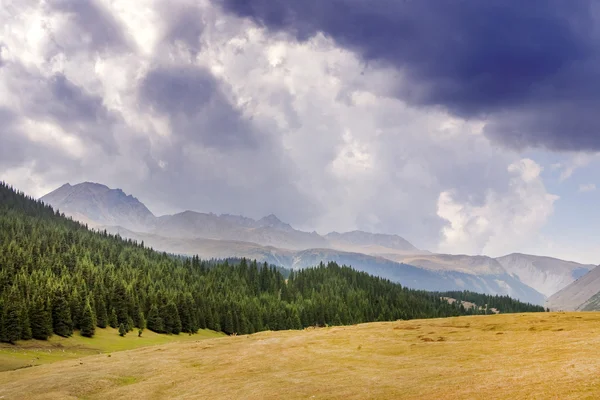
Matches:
[[146, 304, 164, 333], [3, 300, 22, 344], [118, 323, 127, 337], [30, 297, 53, 340], [80, 301, 96, 338], [95, 295, 108, 329], [109, 308, 118, 329], [20, 305, 32, 340], [52, 290, 73, 337], [163, 302, 182, 334]]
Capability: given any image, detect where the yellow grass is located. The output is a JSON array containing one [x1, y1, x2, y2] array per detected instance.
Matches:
[[0, 327, 223, 372], [1, 312, 600, 399]]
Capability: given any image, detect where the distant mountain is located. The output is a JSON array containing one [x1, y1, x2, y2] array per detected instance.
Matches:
[[546, 266, 600, 311], [42, 182, 589, 305], [40, 182, 155, 232], [40, 183, 416, 252], [99, 226, 544, 305], [495, 253, 594, 298], [325, 230, 422, 254]]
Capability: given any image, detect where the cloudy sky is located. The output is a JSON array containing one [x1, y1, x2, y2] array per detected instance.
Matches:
[[2, 0, 600, 263]]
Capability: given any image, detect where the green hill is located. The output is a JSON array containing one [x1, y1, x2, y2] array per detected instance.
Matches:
[[0, 181, 543, 345]]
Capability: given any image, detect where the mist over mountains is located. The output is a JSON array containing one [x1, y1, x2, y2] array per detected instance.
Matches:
[[41, 182, 597, 306]]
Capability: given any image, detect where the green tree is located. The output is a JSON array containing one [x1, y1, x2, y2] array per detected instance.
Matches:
[[146, 304, 163, 333], [80, 301, 96, 338], [30, 297, 53, 340], [52, 290, 73, 337], [118, 323, 127, 337], [3, 300, 22, 344]]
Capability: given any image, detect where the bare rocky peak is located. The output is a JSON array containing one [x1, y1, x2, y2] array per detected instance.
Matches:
[[40, 182, 155, 231], [255, 214, 294, 232]]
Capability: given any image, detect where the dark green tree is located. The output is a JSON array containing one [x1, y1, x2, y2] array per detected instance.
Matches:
[[80, 300, 96, 338], [30, 297, 53, 340], [52, 290, 73, 337], [118, 323, 127, 337]]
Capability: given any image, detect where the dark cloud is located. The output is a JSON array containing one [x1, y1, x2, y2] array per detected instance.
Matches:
[[218, 0, 600, 151], [139, 66, 258, 149], [47, 0, 131, 52], [161, 5, 205, 54]]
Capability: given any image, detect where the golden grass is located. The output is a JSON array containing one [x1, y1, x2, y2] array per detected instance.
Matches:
[[0, 327, 223, 372], [2, 312, 600, 399]]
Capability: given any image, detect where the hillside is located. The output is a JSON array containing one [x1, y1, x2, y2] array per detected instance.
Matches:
[[496, 253, 594, 297], [100, 227, 545, 304], [2, 313, 599, 399], [40, 182, 155, 232], [40, 182, 591, 302], [2, 181, 544, 346], [546, 265, 600, 310]]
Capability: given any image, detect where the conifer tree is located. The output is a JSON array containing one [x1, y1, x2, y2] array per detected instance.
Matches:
[[3, 300, 22, 344], [95, 295, 108, 329], [30, 297, 53, 340], [80, 301, 96, 338], [118, 323, 127, 337], [109, 308, 118, 329], [52, 290, 73, 337], [146, 304, 163, 333], [20, 305, 32, 340]]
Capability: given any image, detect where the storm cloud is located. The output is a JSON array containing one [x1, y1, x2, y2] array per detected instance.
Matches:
[[3, 0, 595, 260], [218, 0, 600, 151]]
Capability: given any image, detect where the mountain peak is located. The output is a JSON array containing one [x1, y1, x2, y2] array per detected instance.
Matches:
[[40, 182, 155, 231], [256, 214, 293, 231]]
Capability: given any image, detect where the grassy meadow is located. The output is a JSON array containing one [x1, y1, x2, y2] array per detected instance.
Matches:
[[0, 327, 224, 372], [2, 312, 600, 399]]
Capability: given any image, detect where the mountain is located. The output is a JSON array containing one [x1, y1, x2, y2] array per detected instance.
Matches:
[[325, 230, 422, 255], [40, 182, 155, 232], [43, 182, 589, 305], [40, 183, 414, 252], [495, 253, 594, 298], [100, 226, 545, 305], [546, 265, 600, 310]]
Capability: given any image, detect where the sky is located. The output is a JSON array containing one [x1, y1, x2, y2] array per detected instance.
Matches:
[[1, 0, 600, 264]]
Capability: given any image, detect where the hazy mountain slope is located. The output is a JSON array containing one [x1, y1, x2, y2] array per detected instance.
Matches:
[[100, 226, 544, 305], [383, 254, 506, 275], [496, 253, 594, 298], [40, 182, 156, 232], [325, 231, 421, 254], [546, 266, 600, 310], [41, 183, 417, 252], [154, 211, 327, 250]]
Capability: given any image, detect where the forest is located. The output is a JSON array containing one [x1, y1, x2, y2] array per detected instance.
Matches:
[[0, 182, 545, 343]]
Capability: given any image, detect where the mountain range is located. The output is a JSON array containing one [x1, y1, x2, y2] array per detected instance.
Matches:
[[41, 182, 598, 306]]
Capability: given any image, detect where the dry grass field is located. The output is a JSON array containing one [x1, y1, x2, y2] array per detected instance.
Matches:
[[2, 312, 600, 399]]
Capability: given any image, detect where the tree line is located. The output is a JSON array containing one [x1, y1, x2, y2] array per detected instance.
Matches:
[[0, 181, 545, 343]]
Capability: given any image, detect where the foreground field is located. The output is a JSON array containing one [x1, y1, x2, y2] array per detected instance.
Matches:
[[2, 312, 600, 399], [0, 327, 224, 372]]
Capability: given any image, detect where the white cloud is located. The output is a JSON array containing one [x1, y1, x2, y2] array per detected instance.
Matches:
[[579, 183, 596, 193], [557, 153, 597, 182], [437, 159, 559, 256], [0, 0, 561, 254]]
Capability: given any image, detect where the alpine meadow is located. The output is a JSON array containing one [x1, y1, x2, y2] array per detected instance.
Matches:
[[4, 0, 600, 398]]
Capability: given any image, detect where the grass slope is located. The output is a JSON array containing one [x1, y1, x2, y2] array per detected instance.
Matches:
[[0, 328, 223, 372], [1, 313, 600, 399]]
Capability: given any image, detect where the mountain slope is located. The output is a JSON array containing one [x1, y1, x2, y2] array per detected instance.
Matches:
[[546, 265, 600, 310], [495, 253, 594, 298], [101, 226, 545, 305], [40, 182, 155, 232], [40, 183, 418, 252]]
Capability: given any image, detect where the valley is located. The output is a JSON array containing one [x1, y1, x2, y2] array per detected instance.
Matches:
[[40, 182, 597, 306], [2, 312, 599, 400]]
